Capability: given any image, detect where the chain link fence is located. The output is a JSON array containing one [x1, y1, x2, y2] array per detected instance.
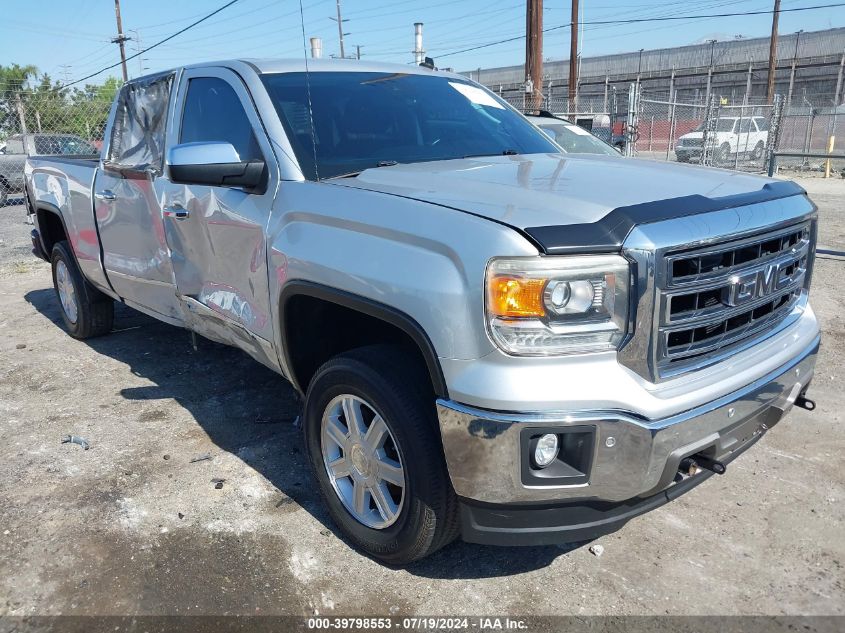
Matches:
[[634, 96, 778, 172], [503, 85, 844, 177], [1, 86, 114, 206]]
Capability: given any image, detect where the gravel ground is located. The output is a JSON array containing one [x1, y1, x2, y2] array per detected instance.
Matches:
[[0, 177, 843, 621]]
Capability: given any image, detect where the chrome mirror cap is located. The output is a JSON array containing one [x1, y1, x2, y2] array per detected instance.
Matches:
[[167, 141, 241, 167]]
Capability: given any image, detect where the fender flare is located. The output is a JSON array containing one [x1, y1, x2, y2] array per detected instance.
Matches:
[[279, 280, 449, 399]]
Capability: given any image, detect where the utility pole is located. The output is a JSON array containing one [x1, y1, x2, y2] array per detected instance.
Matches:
[[704, 39, 716, 108], [635, 48, 644, 92], [356, 45, 361, 60], [331, 0, 348, 60], [766, 0, 780, 104], [786, 29, 803, 107], [525, 0, 543, 113], [569, 0, 578, 113], [112, 0, 130, 82], [59, 65, 72, 84], [129, 29, 146, 77]]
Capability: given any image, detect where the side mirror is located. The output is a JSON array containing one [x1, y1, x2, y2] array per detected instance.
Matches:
[[167, 142, 266, 191]]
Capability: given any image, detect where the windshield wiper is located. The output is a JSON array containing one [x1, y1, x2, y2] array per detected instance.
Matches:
[[328, 160, 399, 180], [462, 149, 520, 158]]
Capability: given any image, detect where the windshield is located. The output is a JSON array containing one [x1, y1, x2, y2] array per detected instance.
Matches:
[[530, 120, 617, 156], [261, 72, 558, 180]]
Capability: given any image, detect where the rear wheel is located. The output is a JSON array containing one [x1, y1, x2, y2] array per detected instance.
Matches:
[[751, 140, 765, 160], [51, 241, 114, 339], [303, 345, 459, 564]]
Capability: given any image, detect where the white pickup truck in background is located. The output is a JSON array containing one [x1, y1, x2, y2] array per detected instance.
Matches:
[[675, 116, 769, 164]]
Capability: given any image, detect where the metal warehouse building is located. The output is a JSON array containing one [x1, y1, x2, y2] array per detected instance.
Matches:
[[463, 27, 845, 110]]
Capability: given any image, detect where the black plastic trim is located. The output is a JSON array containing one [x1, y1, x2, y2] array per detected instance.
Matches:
[[30, 229, 48, 261], [524, 180, 807, 255], [460, 470, 712, 546], [279, 280, 448, 399], [519, 425, 595, 486], [169, 159, 268, 193]]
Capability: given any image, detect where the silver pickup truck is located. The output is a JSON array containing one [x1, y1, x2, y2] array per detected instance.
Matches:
[[26, 60, 820, 565]]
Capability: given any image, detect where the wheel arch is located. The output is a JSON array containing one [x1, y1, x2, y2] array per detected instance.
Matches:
[[279, 281, 448, 400], [34, 201, 70, 256]]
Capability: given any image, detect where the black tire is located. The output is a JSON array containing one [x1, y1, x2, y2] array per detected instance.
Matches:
[[50, 241, 114, 339], [303, 345, 459, 565], [751, 141, 765, 160], [714, 142, 731, 166], [0, 184, 7, 207]]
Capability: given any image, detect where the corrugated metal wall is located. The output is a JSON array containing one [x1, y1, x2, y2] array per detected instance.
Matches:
[[465, 27, 845, 87]]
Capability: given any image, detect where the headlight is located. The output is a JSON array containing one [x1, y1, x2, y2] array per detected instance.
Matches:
[[485, 255, 630, 356]]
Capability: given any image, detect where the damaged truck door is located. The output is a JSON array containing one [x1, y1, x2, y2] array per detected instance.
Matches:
[[159, 68, 277, 369]]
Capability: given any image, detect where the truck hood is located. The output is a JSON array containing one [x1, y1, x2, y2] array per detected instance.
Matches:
[[332, 152, 778, 233]]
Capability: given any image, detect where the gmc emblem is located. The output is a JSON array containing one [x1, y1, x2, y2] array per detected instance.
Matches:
[[722, 261, 795, 307]]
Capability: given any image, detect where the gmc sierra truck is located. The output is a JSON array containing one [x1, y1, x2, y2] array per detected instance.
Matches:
[[25, 60, 820, 565]]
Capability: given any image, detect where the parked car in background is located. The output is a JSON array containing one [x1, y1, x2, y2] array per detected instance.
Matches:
[[0, 133, 99, 206], [675, 116, 769, 164], [26, 60, 819, 564], [526, 115, 620, 156]]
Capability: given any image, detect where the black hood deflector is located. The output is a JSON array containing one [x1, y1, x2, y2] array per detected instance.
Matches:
[[523, 180, 807, 255]]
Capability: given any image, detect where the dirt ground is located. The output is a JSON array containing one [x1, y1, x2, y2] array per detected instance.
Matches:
[[0, 177, 843, 621]]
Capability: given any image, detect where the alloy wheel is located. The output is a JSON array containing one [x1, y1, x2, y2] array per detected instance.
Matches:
[[320, 394, 406, 529]]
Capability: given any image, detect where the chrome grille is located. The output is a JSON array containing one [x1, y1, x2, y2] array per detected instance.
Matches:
[[656, 223, 811, 377]]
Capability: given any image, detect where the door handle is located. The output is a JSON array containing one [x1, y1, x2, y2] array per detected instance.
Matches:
[[94, 190, 116, 202], [163, 205, 190, 220]]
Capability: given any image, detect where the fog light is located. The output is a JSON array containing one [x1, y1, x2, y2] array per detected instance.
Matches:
[[534, 433, 559, 467]]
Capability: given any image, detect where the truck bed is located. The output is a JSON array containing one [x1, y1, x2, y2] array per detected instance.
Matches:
[[26, 155, 108, 291]]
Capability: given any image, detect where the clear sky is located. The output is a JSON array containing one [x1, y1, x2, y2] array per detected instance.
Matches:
[[3, 0, 844, 86]]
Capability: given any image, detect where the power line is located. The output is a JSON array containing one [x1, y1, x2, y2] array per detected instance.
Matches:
[[436, 2, 845, 59], [59, 0, 243, 88]]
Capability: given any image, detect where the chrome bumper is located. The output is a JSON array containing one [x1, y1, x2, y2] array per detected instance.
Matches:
[[436, 335, 819, 505]]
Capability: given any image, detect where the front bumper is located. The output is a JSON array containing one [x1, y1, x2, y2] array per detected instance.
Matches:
[[437, 335, 818, 542]]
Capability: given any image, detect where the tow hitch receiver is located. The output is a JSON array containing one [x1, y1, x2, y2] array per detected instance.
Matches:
[[795, 395, 816, 411], [680, 453, 727, 476]]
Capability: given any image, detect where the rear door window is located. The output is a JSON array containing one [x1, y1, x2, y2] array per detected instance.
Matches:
[[106, 72, 175, 172], [179, 77, 262, 162]]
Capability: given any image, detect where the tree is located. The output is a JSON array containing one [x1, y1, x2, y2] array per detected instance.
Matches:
[[0, 65, 120, 142], [0, 64, 37, 136]]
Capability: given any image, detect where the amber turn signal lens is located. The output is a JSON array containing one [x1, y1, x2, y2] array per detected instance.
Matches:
[[487, 276, 546, 318]]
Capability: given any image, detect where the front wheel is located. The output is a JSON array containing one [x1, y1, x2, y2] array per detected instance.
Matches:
[[51, 241, 114, 339], [713, 142, 731, 166], [751, 141, 765, 160], [303, 345, 459, 564]]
